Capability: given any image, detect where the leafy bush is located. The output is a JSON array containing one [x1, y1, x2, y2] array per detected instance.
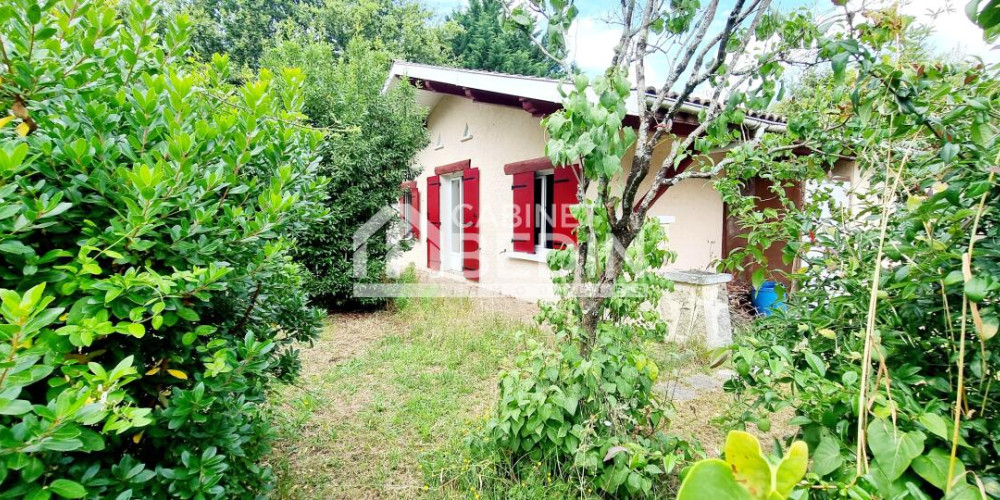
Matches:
[[260, 37, 427, 309], [725, 9, 1000, 499], [469, 219, 701, 497], [0, 1, 326, 497]]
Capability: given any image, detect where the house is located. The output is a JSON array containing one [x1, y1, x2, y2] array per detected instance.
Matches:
[[384, 62, 858, 344]]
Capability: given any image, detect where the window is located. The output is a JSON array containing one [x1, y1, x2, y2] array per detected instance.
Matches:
[[533, 171, 555, 251], [401, 190, 414, 239], [508, 160, 579, 257]]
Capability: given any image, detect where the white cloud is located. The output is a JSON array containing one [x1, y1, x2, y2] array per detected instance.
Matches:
[[903, 0, 999, 62], [567, 17, 620, 73], [567, 16, 666, 86]]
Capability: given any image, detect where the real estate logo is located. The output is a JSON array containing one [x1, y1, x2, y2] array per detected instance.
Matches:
[[352, 202, 659, 300]]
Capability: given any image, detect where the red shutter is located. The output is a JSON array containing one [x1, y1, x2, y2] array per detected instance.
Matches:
[[410, 185, 420, 239], [462, 168, 480, 281], [512, 171, 535, 253], [552, 166, 580, 249], [426, 176, 441, 270]]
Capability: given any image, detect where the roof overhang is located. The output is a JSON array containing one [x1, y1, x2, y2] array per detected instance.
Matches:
[[383, 61, 787, 133]]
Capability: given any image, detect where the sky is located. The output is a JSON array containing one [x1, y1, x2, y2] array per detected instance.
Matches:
[[424, 0, 998, 82]]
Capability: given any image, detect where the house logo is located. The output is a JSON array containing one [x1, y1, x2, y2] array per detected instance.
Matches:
[[352, 202, 498, 299]]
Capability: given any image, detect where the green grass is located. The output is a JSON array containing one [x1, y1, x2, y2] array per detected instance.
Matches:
[[265, 287, 749, 498], [267, 295, 540, 499]]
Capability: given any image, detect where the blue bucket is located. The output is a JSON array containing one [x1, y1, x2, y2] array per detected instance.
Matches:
[[752, 280, 785, 317]]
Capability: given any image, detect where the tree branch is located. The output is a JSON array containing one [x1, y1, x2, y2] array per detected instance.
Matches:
[[609, 0, 640, 69]]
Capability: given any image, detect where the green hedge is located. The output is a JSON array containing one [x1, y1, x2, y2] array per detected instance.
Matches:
[[260, 38, 428, 309], [0, 0, 327, 497]]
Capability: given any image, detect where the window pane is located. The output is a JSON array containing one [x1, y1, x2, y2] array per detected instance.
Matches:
[[451, 178, 462, 253], [402, 191, 412, 237], [533, 175, 543, 249], [545, 174, 555, 249]]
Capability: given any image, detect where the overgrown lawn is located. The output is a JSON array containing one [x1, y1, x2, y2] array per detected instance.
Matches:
[[266, 293, 769, 498], [267, 296, 540, 498]]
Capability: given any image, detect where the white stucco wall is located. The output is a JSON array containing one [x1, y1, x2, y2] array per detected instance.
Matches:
[[391, 95, 726, 300]]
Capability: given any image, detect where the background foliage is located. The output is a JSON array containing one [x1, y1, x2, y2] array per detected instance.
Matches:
[[260, 37, 428, 308], [168, 0, 454, 69], [447, 0, 564, 77], [0, 0, 327, 497]]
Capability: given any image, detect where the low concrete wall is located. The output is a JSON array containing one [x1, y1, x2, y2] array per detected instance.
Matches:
[[659, 270, 733, 347]]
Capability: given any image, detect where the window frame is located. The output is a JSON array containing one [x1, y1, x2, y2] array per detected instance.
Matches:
[[533, 169, 555, 254], [401, 189, 414, 240]]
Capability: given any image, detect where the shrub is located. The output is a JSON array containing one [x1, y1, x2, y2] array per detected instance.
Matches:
[[260, 37, 427, 309], [725, 10, 1000, 498], [0, 1, 326, 497], [469, 220, 701, 497]]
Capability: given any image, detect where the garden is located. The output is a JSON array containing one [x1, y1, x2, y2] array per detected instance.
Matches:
[[1, 0, 999, 498]]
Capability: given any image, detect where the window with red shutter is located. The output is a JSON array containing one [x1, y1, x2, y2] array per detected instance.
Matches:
[[511, 171, 535, 253], [426, 176, 441, 270]]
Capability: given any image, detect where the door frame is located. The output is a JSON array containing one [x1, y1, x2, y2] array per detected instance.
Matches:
[[440, 173, 464, 272]]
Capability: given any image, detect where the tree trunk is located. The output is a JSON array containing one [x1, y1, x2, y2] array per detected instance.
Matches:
[[576, 226, 638, 356]]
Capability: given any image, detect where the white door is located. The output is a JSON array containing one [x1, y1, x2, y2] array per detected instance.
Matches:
[[441, 176, 463, 272]]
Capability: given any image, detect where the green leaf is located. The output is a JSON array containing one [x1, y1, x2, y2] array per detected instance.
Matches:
[[918, 413, 948, 440], [677, 459, 751, 500], [0, 240, 33, 255], [725, 431, 772, 498], [25, 487, 51, 500], [831, 52, 849, 80], [48, 479, 87, 498], [562, 395, 578, 415], [41, 438, 83, 451], [176, 307, 200, 322], [964, 276, 988, 302], [944, 270, 965, 286], [751, 268, 766, 291], [0, 398, 32, 415], [774, 441, 809, 497], [915, 413, 969, 447], [811, 436, 844, 477], [940, 142, 960, 163], [981, 314, 998, 340], [867, 418, 925, 481], [126, 323, 145, 338], [804, 352, 827, 377], [946, 481, 983, 500], [912, 448, 964, 491]]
